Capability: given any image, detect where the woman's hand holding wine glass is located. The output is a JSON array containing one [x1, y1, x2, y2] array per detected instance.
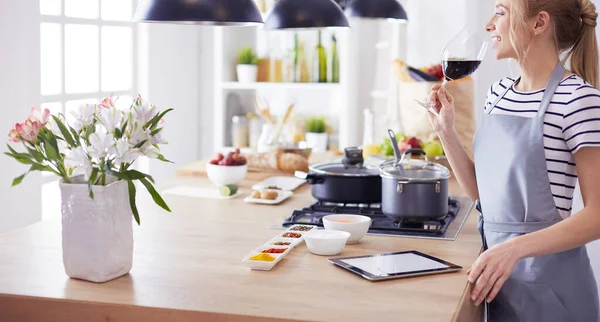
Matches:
[[427, 85, 456, 137]]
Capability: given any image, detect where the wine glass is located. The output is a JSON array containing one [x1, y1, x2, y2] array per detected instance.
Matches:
[[415, 27, 488, 116]]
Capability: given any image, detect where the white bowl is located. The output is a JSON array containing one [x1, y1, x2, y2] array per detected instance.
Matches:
[[304, 229, 351, 256], [206, 163, 247, 186], [322, 215, 372, 244]]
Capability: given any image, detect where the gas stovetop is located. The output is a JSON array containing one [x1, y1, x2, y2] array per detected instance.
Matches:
[[280, 196, 474, 240]]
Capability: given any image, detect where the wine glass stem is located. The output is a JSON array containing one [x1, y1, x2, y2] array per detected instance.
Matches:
[[441, 79, 449, 87]]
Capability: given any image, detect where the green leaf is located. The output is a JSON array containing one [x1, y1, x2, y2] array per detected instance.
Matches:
[[5, 153, 35, 165], [30, 163, 52, 172], [139, 177, 171, 212], [150, 128, 162, 136], [133, 140, 147, 149], [26, 147, 44, 163], [11, 173, 27, 187], [6, 144, 18, 155], [120, 120, 128, 136], [69, 127, 80, 144], [144, 108, 173, 130], [127, 180, 140, 225], [114, 128, 122, 139], [38, 133, 59, 161], [157, 154, 173, 163], [88, 168, 99, 198], [125, 169, 154, 182], [52, 115, 76, 146]]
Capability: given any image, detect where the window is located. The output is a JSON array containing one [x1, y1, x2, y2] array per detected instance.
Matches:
[[39, 1, 138, 218], [40, 0, 137, 119]]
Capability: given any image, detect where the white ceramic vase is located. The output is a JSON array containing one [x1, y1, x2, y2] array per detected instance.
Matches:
[[237, 64, 258, 83], [305, 132, 328, 152], [59, 176, 133, 283]]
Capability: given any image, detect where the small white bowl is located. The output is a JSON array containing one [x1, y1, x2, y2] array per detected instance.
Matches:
[[322, 215, 371, 244], [206, 163, 247, 186], [304, 229, 351, 256]]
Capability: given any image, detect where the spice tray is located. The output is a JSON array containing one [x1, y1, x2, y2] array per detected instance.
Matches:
[[242, 224, 317, 271]]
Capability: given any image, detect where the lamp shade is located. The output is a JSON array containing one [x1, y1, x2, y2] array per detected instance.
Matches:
[[264, 0, 350, 30], [345, 0, 408, 20], [133, 0, 264, 26]]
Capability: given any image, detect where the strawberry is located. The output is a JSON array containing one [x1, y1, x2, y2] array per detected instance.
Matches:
[[426, 64, 444, 80]]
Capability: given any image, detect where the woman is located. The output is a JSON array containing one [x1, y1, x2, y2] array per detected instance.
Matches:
[[428, 0, 600, 321]]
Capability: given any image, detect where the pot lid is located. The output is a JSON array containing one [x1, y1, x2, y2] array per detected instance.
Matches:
[[309, 162, 380, 177], [380, 159, 450, 181]]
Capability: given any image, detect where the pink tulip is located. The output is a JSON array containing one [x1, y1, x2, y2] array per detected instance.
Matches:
[[15, 120, 42, 143], [99, 94, 116, 109], [28, 107, 50, 125], [8, 124, 20, 143]]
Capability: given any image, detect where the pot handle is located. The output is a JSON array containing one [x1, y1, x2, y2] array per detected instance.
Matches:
[[399, 148, 429, 166], [295, 171, 325, 185]]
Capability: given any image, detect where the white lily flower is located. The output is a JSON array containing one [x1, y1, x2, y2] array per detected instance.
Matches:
[[152, 132, 167, 145], [112, 138, 141, 165], [132, 101, 159, 126], [88, 130, 114, 159], [71, 103, 96, 132], [99, 107, 123, 133], [128, 121, 151, 147], [141, 142, 160, 159], [65, 146, 93, 180]]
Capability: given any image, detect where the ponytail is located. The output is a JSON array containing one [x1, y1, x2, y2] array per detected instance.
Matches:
[[570, 0, 599, 88]]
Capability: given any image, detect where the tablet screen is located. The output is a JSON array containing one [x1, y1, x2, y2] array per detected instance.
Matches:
[[330, 251, 462, 280], [340, 252, 449, 276]]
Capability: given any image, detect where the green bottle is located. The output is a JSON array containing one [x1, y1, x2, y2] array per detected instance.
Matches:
[[293, 33, 299, 82], [331, 34, 339, 83], [314, 31, 327, 83]]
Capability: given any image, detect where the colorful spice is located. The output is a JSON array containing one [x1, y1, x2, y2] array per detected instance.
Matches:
[[249, 253, 276, 262], [282, 232, 302, 238], [262, 248, 287, 254], [272, 241, 292, 246], [290, 225, 313, 231]]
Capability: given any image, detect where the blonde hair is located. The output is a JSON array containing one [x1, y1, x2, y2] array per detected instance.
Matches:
[[509, 0, 599, 88]]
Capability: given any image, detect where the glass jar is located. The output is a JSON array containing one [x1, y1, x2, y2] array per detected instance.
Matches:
[[231, 115, 249, 148]]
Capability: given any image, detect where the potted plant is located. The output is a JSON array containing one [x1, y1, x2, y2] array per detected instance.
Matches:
[[5, 94, 173, 283], [305, 116, 328, 152], [237, 47, 259, 83]]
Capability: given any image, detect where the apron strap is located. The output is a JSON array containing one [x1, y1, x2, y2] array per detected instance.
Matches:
[[485, 79, 514, 114], [537, 62, 566, 117]]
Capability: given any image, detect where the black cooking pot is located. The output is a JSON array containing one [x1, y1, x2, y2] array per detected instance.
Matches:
[[380, 148, 451, 219], [295, 147, 382, 203]]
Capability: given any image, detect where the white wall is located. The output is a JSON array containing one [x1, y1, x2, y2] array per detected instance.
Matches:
[[0, 1, 42, 233], [137, 24, 203, 182]]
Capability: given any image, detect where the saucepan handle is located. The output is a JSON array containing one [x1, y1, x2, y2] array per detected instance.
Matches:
[[295, 171, 325, 185]]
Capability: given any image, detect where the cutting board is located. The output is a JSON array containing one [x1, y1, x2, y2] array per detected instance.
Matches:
[[176, 151, 340, 180]]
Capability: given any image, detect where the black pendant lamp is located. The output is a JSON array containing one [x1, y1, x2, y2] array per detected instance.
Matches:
[[344, 0, 408, 21], [264, 0, 350, 30], [133, 0, 264, 26]]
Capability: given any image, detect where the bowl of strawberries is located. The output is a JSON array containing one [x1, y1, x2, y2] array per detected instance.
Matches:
[[206, 149, 248, 186]]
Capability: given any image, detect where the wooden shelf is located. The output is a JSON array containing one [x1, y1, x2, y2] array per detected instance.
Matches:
[[220, 82, 342, 91]]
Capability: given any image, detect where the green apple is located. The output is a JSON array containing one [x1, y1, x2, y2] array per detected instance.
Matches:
[[423, 140, 444, 157]]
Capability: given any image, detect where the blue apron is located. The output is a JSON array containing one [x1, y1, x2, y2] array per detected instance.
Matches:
[[473, 62, 599, 322]]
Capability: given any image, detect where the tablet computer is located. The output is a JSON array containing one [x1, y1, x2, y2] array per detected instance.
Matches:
[[328, 251, 462, 281]]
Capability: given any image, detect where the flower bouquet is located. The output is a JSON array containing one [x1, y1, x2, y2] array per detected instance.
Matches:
[[5, 94, 173, 282]]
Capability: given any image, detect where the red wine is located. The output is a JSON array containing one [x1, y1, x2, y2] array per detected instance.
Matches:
[[442, 60, 481, 81]]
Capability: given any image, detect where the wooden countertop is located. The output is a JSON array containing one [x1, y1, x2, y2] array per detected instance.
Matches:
[[0, 174, 483, 322]]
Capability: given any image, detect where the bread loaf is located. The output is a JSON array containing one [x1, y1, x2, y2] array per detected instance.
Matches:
[[277, 152, 309, 173], [244, 151, 309, 173]]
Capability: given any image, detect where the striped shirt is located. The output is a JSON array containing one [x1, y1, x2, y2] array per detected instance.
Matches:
[[484, 74, 600, 218]]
